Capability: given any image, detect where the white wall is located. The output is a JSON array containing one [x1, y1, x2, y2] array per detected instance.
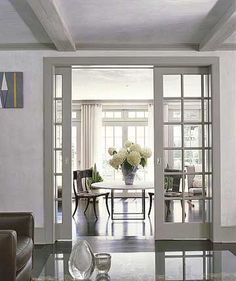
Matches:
[[0, 49, 235, 238], [0, 52, 44, 227], [218, 52, 236, 227]]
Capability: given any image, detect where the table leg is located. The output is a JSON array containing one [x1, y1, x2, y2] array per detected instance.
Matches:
[[142, 189, 145, 220], [111, 189, 114, 220]]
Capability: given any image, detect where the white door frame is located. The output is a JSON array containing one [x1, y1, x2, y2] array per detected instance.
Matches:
[[43, 56, 221, 244]]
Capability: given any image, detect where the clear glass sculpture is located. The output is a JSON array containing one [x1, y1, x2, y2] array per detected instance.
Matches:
[[69, 240, 95, 280]]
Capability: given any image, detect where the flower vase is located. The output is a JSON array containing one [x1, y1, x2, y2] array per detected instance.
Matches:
[[121, 165, 138, 185]]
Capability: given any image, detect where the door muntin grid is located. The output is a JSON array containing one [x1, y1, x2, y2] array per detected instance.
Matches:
[[53, 74, 63, 224], [163, 72, 212, 224]]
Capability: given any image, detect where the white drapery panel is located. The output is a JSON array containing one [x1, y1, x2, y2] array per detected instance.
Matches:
[[148, 104, 154, 180], [148, 104, 154, 151], [81, 104, 102, 169]]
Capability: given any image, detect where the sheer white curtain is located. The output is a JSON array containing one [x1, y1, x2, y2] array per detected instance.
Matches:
[[81, 104, 102, 169], [148, 104, 154, 180], [148, 104, 154, 150]]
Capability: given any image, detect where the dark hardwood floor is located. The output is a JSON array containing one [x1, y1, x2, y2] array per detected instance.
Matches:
[[71, 197, 204, 238], [72, 198, 154, 238]]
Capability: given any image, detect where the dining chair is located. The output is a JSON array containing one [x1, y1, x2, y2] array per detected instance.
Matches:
[[186, 165, 204, 207], [72, 169, 110, 219], [148, 168, 182, 216]]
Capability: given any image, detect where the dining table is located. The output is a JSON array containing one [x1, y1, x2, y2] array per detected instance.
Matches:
[[91, 181, 154, 220]]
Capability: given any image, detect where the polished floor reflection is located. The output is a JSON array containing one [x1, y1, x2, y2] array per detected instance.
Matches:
[[71, 197, 205, 239], [165, 199, 204, 223], [72, 198, 154, 238], [33, 239, 236, 280]]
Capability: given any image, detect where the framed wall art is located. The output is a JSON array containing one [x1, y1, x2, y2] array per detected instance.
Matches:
[[0, 72, 23, 108]]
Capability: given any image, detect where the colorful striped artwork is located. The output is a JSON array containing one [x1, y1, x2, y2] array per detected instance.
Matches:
[[0, 72, 23, 108]]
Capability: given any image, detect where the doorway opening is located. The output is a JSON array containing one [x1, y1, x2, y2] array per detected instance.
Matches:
[[49, 60, 216, 243], [70, 66, 154, 238]]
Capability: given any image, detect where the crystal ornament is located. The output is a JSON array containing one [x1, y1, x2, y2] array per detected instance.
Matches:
[[69, 240, 95, 280]]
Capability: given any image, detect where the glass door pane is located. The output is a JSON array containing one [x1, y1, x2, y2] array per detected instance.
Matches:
[[155, 67, 212, 239], [54, 74, 63, 223], [53, 67, 72, 239]]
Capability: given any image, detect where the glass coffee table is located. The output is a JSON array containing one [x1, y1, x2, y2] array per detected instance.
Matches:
[[33, 249, 236, 280]]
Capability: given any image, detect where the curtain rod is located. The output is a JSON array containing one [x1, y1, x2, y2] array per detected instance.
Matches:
[[72, 99, 153, 104], [72, 66, 153, 70]]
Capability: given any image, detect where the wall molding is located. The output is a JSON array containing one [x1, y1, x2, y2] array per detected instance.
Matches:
[[0, 43, 235, 51], [0, 43, 56, 50]]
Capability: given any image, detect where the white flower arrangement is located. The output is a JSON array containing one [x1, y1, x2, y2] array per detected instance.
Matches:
[[108, 141, 152, 170]]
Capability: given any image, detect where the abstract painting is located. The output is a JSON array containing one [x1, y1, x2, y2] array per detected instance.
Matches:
[[0, 72, 23, 108]]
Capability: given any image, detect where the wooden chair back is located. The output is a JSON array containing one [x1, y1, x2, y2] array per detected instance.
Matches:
[[73, 169, 93, 195]]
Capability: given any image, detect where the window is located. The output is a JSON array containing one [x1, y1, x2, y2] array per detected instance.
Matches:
[[71, 104, 154, 190], [102, 106, 153, 182]]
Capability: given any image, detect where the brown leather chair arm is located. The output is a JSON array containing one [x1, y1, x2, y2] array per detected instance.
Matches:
[[0, 230, 17, 281], [0, 213, 34, 240]]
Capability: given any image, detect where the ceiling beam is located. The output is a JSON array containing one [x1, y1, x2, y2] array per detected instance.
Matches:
[[199, 1, 236, 51], [26, 0, 76, 51]]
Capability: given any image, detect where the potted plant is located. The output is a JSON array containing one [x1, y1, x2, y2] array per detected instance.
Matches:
[[86, 163, 103, 189]]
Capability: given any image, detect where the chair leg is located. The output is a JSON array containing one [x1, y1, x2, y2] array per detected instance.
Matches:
[[166, 201, 171, 214], [93, 197, 98, 219], [148, 193, 153, 216], [187, 200, 195, 208], [84, 198, 90, 214], [72, 196, 79, 217], [105, 194, 110, 216]]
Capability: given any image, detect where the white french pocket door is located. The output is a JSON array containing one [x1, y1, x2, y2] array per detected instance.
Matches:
[[53, 67, 72, 240], [154, 67, 212, 240]]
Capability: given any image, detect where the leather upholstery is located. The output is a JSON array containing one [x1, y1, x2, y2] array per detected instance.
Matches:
[[0, 213, 34, 281], [0, 230, 17, 281], [16, 259, 32, 281], [16, 236, 33, 273]]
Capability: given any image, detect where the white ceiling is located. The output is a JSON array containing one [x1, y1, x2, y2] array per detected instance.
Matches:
[[225, 31, 236, 43], [0, 0, 51, 44], [57, 0, 219, 44], [72, 68, 153, 100], [0, 0, 235, 51], [0, 0, 38, 44]]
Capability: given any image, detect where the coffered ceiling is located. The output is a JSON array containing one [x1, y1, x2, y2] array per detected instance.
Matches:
[[1, 0, 236, 51]]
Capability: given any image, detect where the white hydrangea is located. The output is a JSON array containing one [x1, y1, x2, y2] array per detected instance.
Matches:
[[127, 151, 141, 166], [124, 140, 132, 148], [108, 140, 152, 170], [130, 143, 142, 153], [109, 158, 119, 169], [118, 148, 128, 159], [108, 147, 117, 156], [141, 148, 152, 158], [109, 153, 124, 169]]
